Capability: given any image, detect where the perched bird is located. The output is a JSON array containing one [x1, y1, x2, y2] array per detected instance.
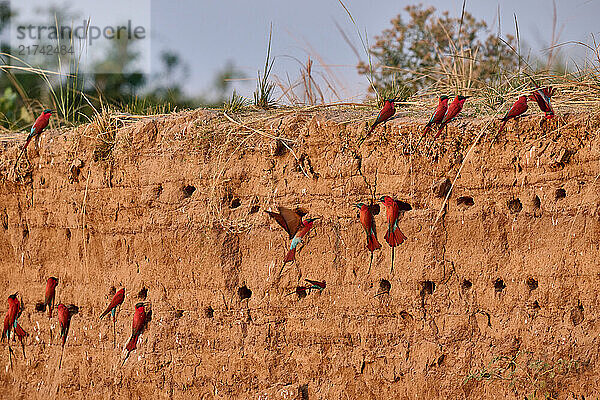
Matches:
[[57, 303, 79, 369], [305, 279, 326, 292], [100, 288, 125, 348], [356, 203, 381, 252], [423, 95, 449, 135], [368, 99, 396, 134], [498, 96, 528, 133], [100, 288, 125, 320], [13, 322, 27, 358], [380, 196, 408, 273], [436, 96, 469, 138], [44, 277, 58, 318], [266, 206, 307, 239], [284, 218, 318, 263], [123, 302, 147, 366], [15, 109, 53, 166], [356, 203, 381, 273], [529, 87, 555, 118], [2, 293, 21, 342]]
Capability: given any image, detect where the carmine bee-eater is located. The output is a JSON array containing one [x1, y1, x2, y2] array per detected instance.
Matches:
[[2, 293, 20, 342], [305, 279, 326, 292], [44, 277, 58, 318], [14, 322, 27, 358], [368, 99, 396, 134], [527, 75, 555, 119], [423, 95, 449, 135], [284, 218, 318, 264], [122, 302, 147, 366], [57, 303, 79, 369], [356, 203, 381, 273], [266, 206, 307, 239], [100, 288, 125, 320], [436, 96, 469, 138], [380, 196, 408, 273], [15, 109, 53, 166], [498, 95, 528, 133], [529, 87, 555, 118], [100, 288, 125, 348]]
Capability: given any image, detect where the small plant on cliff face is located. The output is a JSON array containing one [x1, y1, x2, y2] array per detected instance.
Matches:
[[464, 351, 586, 399], [253, 25, 276, 109]]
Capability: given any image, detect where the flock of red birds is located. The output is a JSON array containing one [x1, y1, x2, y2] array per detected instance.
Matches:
[[4, 80, 555, 369]]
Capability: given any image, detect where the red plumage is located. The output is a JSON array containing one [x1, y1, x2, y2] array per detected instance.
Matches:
[[380, 196, 407, 247], [498, 96, 528, 133], [283, 218, 317, 263], [529, 87, 555, 118], [368, 100, 396, 134], [15, 110, 53, 166], [125, 303, 147, 353], [100, 288, 125, 319], [358, 204, 381, 252], [2, 294, 20, 341], [436, 96, 469, 138], [44, 277, 58, 318], [423, 96, 449, 135]]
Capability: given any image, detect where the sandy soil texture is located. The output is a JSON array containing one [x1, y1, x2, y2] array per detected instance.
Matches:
[[0, 108, 599, 399]]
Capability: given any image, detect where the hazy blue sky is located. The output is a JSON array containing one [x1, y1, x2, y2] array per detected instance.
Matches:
[[10, 0, 600, 101], [149, 0, 600, 101]]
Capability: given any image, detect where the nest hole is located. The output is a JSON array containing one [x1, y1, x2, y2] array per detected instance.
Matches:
[[457, 196, 474, 207], [494, 279, 506, 293], [249, 205, 260, 214], [555, 188, 566, 200], [397, 201, 412, 212], [533, 195, 541, 209], [507, 198, 522, 213], [230, 198, 241, 209], [182, 185, 196, 198], [35, 301, 45, 312], [420, 280, 435, 296], [238, 285, 252, 300], [461, 279, 472, 290], [531, 300, 540, 310], [205, 306, 214, 318], [174, 310, 184, 319], [65, 228, 71, 241], [379, 279, 391, 293], [571, 304, 584, 326], [526, 277, 538, 291], [433, 178, 452, 198], [298, 384, 309, 400], [109, 286, 116, 296], [137, 287, 148, 300]]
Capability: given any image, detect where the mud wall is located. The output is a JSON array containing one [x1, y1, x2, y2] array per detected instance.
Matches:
[[1, 109, 600, 399]]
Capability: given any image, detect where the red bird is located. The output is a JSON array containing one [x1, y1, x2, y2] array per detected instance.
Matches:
[[285, 286, 309, 298], [423, 95, 449, 135], [283, 218, 318, 263], [436, 96, 469, 138], [57, 303, 79, 369], [14, 322, 28, 358], [15, 109, 53, 166], [498, 96, 528, 133], [123, 302, 147, 366], [356, 203, 381, 252], [368, 99, 396, 134], [44, 277, 58, 318], [100, 288, 125, 320], [529, 87, 555, 118], [2, 293, 20, 342], [380, 196, 408, 273]]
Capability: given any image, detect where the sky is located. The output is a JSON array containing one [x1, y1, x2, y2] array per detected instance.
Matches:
[[149, 0, 600, 101], [9, 0, 600, 102]]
